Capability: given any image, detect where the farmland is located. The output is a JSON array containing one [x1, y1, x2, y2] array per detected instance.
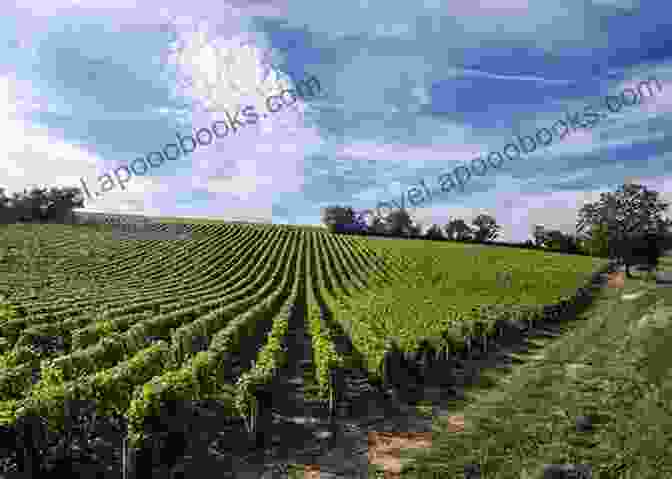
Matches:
[[0, 221, 611, 476], [400, 257, 672, 479]]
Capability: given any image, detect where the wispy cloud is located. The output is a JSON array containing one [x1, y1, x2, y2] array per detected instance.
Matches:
[[0, 0, 670, 236]]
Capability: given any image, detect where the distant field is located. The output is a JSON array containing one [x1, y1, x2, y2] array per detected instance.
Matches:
[[400, 256, 672, 479], [0, 221, 608, 465], [334, 237, 608, 377]]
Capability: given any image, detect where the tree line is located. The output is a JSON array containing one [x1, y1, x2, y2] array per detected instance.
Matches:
[[321, 183, 672, 277], [0, 186, 84, 224], [2, 182, 671, 278]]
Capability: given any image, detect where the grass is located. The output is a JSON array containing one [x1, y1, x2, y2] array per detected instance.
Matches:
[[399, 262, 672, 479]]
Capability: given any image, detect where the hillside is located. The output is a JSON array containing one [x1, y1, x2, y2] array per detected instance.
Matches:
[[0, 220, 642, 478], [401, 256, 672, 479]]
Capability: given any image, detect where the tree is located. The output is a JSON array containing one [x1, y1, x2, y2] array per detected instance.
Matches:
[[334, 210, 368, 234], [12, 191, 31, 222], [0, 188, 10, 224], [532, 225, 547, 247], [579, 223, 610, 257], [408, 223, 422, 238], [352, 210, 369, 234], [444, 218, 473, 241], [26, 187, 49, 221], [471, 214, 501, 243], [576, 183, 672, 277], [385, 208, 414, 237], [546, 230, 581, 254], [369, 214, 387, 235], [532, 226, 581, 254], [0, 186, 85, 224], [623, 232, 662, 276], [424, 224, 445, 241], [45, 187, 84, 222], [321, 205, 356, 234]]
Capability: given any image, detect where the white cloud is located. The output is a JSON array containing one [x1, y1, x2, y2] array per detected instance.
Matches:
[[337, 141, 483, 164], [0, 74, 101, 194]]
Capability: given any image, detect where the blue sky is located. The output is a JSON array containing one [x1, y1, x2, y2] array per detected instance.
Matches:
[[1, 0, 671, 241]]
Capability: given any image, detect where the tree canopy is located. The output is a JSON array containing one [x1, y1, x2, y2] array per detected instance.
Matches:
[[444, 218, 473, 241], [317, 182, 670, 265], [385, 209, 414, 237], [0, 186, 84, 224], [531, 225, 581, 254], [471, 214, 501, 242], [577, 183, 671, 239], [424, 224, 445, 241], [576, 183, 672, 275], [320, 205, 357, 234]]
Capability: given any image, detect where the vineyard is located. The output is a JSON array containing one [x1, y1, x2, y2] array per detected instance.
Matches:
[[0, 221, 610, 476]]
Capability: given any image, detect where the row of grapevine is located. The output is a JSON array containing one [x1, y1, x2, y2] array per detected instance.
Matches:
[[304, 232, 344, 410], [233, 231, 306, 432], [17, 224, 241, 313], [0, 228, 302, 452], [0, 227, 292, 416], [0, 226, 277, 346], [124, 229, 302, 448], [34, 224, 276, 306], [1, 222, 211, 294], [9, 222, 208, 298], [24, 226, 266, 330], [315, 234, 607, 386], [0, 219, 611, 477], [37, 228, 294, 389], [322, 233, 369, 293], [311, 233, 390, 384], [67, 227, 284, 350]]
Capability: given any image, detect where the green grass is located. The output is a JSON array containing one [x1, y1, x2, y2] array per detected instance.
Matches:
[[399, 265, 672, 479]]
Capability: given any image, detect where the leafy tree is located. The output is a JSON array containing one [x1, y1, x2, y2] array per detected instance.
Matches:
[[532, 226, 581, 254], [471, 214, 501, 243], [546, 230, 581, 254], [622, 232, 663, 277], [444, 218, 473, 241], [334, 210, 368, 234], [385, 208, 414, 237], [26, 187, 49, 221], [11, 190, 31, 222], [580, 223, 611, 258], [0, 186, 84, 224], [369, 214, 387, 235], [321, 205, 356, 234], [532, 225, 547, 247], [424, 224, 445, 241], [45, 187, 84, 222], [408, 223, 422, 238], [0, 188, 10, 223], [576, 183, 672, 277], [352, 211, 370, 234]]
